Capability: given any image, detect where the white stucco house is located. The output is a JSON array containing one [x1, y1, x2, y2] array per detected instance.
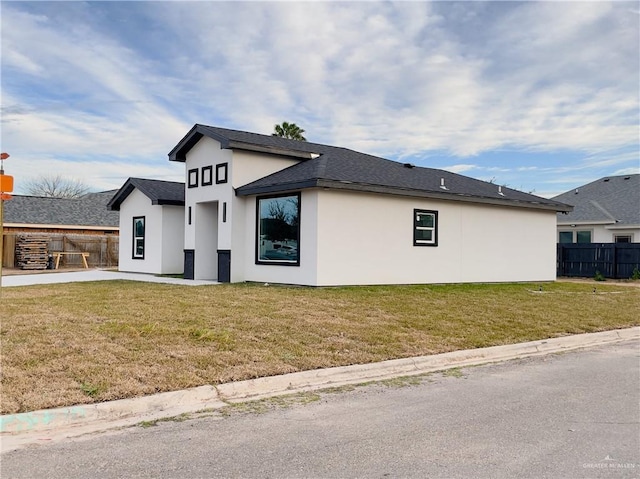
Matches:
[[552, 174, 640, 244], [109, 124, 572, 286], [108, 178, 185, 275]]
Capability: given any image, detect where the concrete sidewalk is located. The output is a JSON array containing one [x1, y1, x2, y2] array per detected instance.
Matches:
[[1, 327, 638, 453], [1, 269, 219, 287]]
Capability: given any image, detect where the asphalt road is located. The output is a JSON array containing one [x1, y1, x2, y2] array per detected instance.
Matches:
[[2, 341, 639, 479]]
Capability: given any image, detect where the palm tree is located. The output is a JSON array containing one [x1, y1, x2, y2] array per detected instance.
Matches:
[[272, 122, 306, 141]]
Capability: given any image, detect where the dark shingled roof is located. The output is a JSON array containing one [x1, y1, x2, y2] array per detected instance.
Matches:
[[4, 190, 119, 227], [170, 124, 571, 212], [108, 178, 185, 211], [552, 174, 640, 225], [169, 124, 328, 162]]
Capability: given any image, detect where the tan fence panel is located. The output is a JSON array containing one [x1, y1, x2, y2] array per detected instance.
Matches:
[[3, 233, 119, 269], [48, 234, 119, 268], [2, 233, 17, 268]]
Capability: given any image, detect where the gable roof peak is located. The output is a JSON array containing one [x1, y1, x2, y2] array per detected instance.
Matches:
[[108, 177, 185, 211], [169, 124, 328, 162]]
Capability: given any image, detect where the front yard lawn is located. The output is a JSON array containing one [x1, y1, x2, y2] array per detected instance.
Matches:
[[2, 281, 638, 414]]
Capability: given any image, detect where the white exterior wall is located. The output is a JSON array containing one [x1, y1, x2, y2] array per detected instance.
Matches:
[[231, 151, 299, 189], [160, 205, 185, 274], [118, 189, 165, 275], [230, 151, 300, 283], [183, 137, 234, 253], [600, 227, 639, 243], [557, 224, 640, 243], [312, 190, 556, 286], [183, 138, 303, 281], [238, 189, 556, 286]]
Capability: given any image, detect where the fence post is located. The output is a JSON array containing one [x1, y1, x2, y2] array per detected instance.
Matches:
[[556, 243, 564, 277]]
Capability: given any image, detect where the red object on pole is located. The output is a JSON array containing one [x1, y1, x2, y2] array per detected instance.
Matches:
[[0, 193, 12, 200], [0, 153, 9, 160]]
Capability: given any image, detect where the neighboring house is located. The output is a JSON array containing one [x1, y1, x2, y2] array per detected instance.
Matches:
[[2, 190, 120, 268], [108, 178, 185, 275], [3, 191, 119, 235], [110, 124, 572, 286], [552, 174, 640, 244]]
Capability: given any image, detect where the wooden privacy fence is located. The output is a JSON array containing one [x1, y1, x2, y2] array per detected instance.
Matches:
[[2, 233, 119, 269], [557, 243, 640, 279]]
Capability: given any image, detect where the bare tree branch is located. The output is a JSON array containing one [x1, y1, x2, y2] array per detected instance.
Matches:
[[23, 175, 90, 198]]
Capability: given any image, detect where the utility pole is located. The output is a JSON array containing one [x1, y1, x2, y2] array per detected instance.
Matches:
[[0, 152, 14, 295]]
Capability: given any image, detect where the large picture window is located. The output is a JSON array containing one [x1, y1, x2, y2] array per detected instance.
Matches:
[[132, 216, 145, 259], [256, 193, 300, 265], [414, 209, 438, 246]]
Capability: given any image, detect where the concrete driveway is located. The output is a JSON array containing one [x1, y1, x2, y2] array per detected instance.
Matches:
[[1, 269, 219, 287]]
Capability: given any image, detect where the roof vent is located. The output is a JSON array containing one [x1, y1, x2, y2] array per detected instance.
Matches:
[[403, 163, 415, 169], [574, 189, 579, 194], [498, 186, 505, 196], [604, 178, 610, 182], [440, 178, 449, 190], [624, 176, 630, 180]]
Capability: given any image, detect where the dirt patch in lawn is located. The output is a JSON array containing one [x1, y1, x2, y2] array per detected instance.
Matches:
[[1, 281, 638, 414]]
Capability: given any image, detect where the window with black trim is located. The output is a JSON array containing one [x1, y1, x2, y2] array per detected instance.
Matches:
[[201, 165, 213, 186], [216, 163, 228, 184], [414, 209, 438, 246], [558, 230, 592, 243], [132, 216, 145, 259], [188, 168, 198, 188], [256, 193, 300, 265]]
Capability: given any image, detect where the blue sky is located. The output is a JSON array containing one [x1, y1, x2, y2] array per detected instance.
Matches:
[[1, 1, 638, 198]]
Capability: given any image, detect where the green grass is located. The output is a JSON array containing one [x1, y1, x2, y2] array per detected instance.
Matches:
[[1, 281, 638, 414]]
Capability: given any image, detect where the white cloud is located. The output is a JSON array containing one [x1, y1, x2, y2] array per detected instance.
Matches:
[[612, 167, 640, 176], [442, 164, 478, 174], [1, 1, 638, 196]]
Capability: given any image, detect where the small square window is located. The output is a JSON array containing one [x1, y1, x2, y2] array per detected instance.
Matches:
[[414, 209, 438, 246], [216, 163, 228, 184], [615, 235, 631, 243], [188, 168, 198, 188], [201, 166, 213, 186]]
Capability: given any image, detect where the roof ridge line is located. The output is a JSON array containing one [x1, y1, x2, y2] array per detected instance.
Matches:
[[315, 155, 328, 179], [589, 199, 618, 222]]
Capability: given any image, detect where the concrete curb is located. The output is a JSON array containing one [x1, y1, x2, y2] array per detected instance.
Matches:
[[2, 327, 638, 452], [215, 327, 639, 402], [0, 386, 223, 434]]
